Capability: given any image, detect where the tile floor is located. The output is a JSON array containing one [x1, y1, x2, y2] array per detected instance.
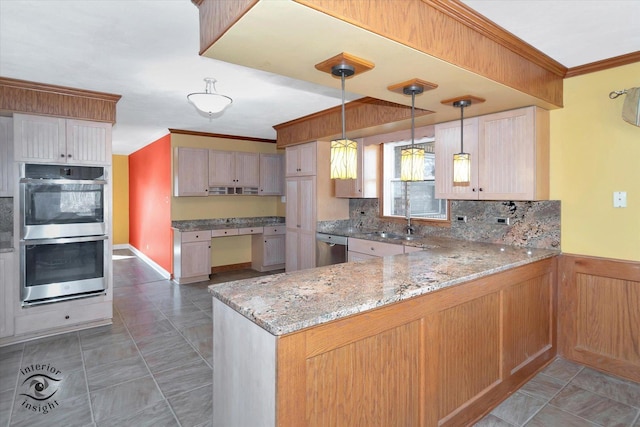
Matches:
[[0, 249, 639, 426]]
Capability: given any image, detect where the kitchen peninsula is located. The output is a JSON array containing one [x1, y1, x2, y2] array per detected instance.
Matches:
[[209, 237, 559, 427]]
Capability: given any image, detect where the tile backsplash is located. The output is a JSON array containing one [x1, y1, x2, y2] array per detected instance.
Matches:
[[322, 198, 560, 250]]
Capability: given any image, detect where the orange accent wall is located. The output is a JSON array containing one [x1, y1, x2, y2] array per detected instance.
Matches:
[[129, 134, 172, 273]]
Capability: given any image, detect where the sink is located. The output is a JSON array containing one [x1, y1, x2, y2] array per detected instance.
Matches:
[[364, 231, 417, 241]]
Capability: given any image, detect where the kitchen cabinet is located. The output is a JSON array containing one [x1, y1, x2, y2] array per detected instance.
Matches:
[[285, 175, 316, 271], [252, 226, 286, 272], [209, 150, 259, 192], [334, 139, 379, 198], [0, 117, 13, 197], [13, 113, 112, 165], [259, 153, 284, 196], [348, 237, 405, 261], [0, 252, 14, 338], [174, 147, 209, 197], [435, 106, 549, 201], [285, 142, 316, 176], [173, 230, 212, 284]]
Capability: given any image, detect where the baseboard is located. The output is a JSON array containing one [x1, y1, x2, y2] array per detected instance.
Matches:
[[113, 243, 129, 250], [126, 245, 171, 279], [211, 262, 252, 274]]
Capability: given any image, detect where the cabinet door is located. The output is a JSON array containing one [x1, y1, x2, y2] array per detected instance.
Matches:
[[479, 107, 540, 200], [0, 253, 15, 338], [235, 152, 259, 187], [259, 153, 284, 195], [14, 113, 66, 163], [285, 142, 316, 176], [298, 231, 316, 270], [285, 230, 299, 272], [0, 117, 13, 197], [181, 241, 211, 278], [435, 117, 479, 200], [174, 147, 209, 196], [66, 119, 112, 165], [208, 150, 235, 187], [335, 140, 378, 198], [263, 234, 285, 266], [298, 176, 316, 232]]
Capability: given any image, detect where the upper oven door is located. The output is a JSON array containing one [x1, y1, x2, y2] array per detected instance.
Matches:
[[20, 164, 107, 239]]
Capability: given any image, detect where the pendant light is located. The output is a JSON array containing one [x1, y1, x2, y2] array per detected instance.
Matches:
[[330, 64, 358, 180], [453, 99, 472, 185], [187, 77, 232, 116], [400, 84, 426, 182]]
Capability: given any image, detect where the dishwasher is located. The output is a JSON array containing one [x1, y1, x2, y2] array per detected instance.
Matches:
[[316, 233, 348, 266]]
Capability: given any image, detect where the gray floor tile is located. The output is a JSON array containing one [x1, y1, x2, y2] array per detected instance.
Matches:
[[90, 375, 163, 422], [142, 342, 203, 374], [134, 330, 188, 356], [10, 391, 93, 427], [474, 413, 516, 426], [550, 383, 638, 426], [168, 384, 212, 427], [96, 400, 178, 427], [491, 391, 546, 426], [0, 348, 23, 392], [82, 339, 139, 370], [571, 367, 640, 408], [22, 332, 80, 365], [119, 308, 167, 328], [78, 327, 132, 352], [0, 342, 24, 356], [518, 372, 566, 402], [86, 354, 149, 392], [525, 404, 599, 427], [541, 358, 583, 382], [154, 359, 212, 399], [126, 318, 177, 341], [165, 310, 212, 330]]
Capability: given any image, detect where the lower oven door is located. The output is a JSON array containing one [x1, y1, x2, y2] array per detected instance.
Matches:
[[21, 235, 107, 306]]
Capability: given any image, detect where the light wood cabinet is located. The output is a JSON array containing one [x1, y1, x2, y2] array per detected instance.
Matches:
[[0, 117, 13, 197], [0, 252, 15, 339], [285, 142, 316, 176], [14, 113, 111, 165], [173, 230, 212, 284], [252, 226, 286, 272], [435, 106, 549, 201], [285, 175, 316, 271], [348, 237, 405, 259], [334, 139, 379, 198], [259, 153, 284, 196], [174, 147, 209, 197], [209, 150, 259, 188]]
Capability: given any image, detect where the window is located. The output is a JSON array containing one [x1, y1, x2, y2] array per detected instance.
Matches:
[[381, 138, 448, 221]]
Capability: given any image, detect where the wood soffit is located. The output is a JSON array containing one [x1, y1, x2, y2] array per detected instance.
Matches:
[[169, 128, 277, 143]]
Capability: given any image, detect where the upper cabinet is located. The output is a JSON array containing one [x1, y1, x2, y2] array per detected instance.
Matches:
[[174, 147, 209, 197], [259, 153, 284, 196], [14, 113, 111, 165], [0, 117, 13, 197], [435, 106, 549, 201], [209, 150, 259, 189], [334, 139, 379, 199], [285, 142, 316, 176]]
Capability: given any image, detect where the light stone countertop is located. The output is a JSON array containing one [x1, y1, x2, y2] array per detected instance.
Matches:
[[209, 236, 559, 336], [172, 216, 284, 232]]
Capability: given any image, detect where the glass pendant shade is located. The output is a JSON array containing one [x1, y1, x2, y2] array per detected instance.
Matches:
[[400, 146, 425, 181], [330, 139, 358, 179], [453, 152, 471, 185], [187, 78, 232, 115]]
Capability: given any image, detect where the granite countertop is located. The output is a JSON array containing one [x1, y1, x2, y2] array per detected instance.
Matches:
[[172, 216, 285, 232], [209, 236, 559, 336]]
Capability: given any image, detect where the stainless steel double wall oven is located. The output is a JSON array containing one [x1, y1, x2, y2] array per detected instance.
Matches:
[[19, 164, 108, 306]]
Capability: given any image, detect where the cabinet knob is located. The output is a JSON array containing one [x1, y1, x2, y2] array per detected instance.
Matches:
[[196, 235, 199, 238], [67, 154, 72, 158], [479, 188, 483, 192], [472, 188, 476, 192], [60, 154, 65, 158], [65, 315, 70, 320], [370, 247, 375, 251]]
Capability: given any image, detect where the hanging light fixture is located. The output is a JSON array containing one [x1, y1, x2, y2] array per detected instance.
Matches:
[[400, 84, 426, 182], [330, 64, 358, 180], [187, 77, 232, 116], [453, 99, 472, 185]]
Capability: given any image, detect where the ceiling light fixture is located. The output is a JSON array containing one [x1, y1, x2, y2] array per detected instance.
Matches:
[[330, 63, 358, 180], [452, 99, 472, 185], [187, 77, 232, 116], [400, 84, 426, 182]]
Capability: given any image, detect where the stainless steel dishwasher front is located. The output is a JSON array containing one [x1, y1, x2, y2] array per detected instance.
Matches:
[[315, 233, 348, 267]]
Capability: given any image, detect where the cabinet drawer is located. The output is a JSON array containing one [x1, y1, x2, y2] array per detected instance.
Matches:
[[348, 251, 378, 262], [181, 230, 212, 243], [211, 228, 239, 238], [348, 238, 404, 257], [263, 226, 285, 236], [15, 301, 112, 335], [238, 227, 263, 235]]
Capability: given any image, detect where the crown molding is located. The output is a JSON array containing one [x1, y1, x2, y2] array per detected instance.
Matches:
[[565, 51, 640, 78]]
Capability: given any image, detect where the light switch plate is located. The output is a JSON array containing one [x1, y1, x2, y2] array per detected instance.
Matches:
[[613, 191, 627, 208]]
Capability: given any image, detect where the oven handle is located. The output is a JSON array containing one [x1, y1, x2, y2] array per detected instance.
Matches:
[[21, 235, 108, 246], [20, 178, 107, 185]]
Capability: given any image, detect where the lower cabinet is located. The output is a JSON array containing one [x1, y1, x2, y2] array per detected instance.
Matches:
[[13, 299, 112, 336], [0, 252, 15, 338], [347, 237, 411, 261], [252, 226, 285, 272], [173, 230, 212, 284]]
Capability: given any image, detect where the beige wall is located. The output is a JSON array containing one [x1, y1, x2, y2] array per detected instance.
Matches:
[[112, 155, 129, 245], [550, 62, 640, 261]]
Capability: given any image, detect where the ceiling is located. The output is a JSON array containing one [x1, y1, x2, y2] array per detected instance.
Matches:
[[0, 1, 638, 155]]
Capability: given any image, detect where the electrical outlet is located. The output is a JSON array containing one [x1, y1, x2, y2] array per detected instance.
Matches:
[[495, 217, 510, 225], [456, 216, 467, 223]]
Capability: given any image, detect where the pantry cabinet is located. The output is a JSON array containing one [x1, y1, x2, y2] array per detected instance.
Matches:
[[285, 142, 316, 176], [285, 175, 316, 271], [435, 106, 549, 201], [334, 139, 379, 198], [0, 252, 14, 338], [14, 113, 111, 165], [209, 150, 259, 188], [259, 153, 284, 196], [173, 230, 212, 284], [174, 147, 209, 196], [0, 117, 13, 197]]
